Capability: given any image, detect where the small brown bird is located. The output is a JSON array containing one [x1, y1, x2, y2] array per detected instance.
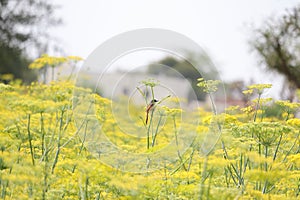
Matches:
[[145, 99, 158, 124]]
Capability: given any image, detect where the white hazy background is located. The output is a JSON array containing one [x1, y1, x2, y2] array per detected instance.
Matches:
[[51, 0, 300, 97]]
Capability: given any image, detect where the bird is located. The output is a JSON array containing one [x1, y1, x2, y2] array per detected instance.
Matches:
[[145, 99, 158, 125]]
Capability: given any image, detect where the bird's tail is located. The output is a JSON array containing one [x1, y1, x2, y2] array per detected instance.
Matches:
[[145, 111, 149, 125]]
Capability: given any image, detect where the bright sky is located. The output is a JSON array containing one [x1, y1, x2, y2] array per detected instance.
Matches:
[[51, 0, 300, 96]]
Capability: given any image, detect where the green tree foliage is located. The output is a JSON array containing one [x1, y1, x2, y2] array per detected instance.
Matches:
[[251, 4, 300, 89], [0, 0, 61, 82], [147, 53, 218, 101]]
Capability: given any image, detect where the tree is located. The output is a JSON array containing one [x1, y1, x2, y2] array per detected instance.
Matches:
[[0, 0, 61, 82], [147, 52, 218, 101], [250, 4, 300, 99]]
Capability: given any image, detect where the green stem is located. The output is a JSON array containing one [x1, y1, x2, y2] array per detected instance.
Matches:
[[230, 163, 244, 186], [42, 152, 48, 200], [51, 110, 64, 174], [187, 148, 196, 172], [173, 116, 178, 146], [150, 86, 155, 101], [221, 140, 229, 159], [164, 162, 168, 196], [136, 87, 147, 104], [206, 171, 213, 198], [27, 114, 35, 165], [273, 133, 283, 161], [85, 176, 89, 200], [79, 121, 89, 154], [173, 116, 187, 171], [40, 112, 45, 157], [170, 149, 196, 175], [15, 124, 22, 164], [283, 133, 299, 162], [262, 180, 268, 194], [146, 109, 155, 149], [253, 94, 261, 122], [208, 93, 217, 115], [285, 109, 290, 121], [152, 113, 163, 147], [209, 92, 229, 159], [227, 165, 238, 186], [199, 156, 208, 198], [264, 146, 268, 171]]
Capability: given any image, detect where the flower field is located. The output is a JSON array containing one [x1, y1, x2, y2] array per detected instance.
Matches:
[[0, 77, 300, 199]]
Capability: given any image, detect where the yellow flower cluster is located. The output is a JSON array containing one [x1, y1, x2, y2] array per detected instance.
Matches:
[[286, 118, 300, 127], [276, 100, 300, 110], [242, 89, 254, 95], [29, 54, 83, 69], [140, 78, 159, 87], [0, 83, 14, 93], [0, 78, 299, 199], [161, 106, 183, 116], [197, 78, 221, 93], [241, 105, 253, 114], [252, 97, 273, 105], [247, 83, 272, 94]]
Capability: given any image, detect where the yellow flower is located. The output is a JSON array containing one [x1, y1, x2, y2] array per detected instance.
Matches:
[[287, 118, 300, 127], [224, 113, 238, 124], [93, 94, 111, 106], [282, 112, 294, 119], [202, 115, 212, 124], [225, 105, 240, 112], [140, 78, 159, 87], [161, 106, 183, 116], [256, 109, 265, 115], [247, 83, 272, 94], [167, 97, 187, 104], [197, 78, 221, 93], [29, 54, 68, 69], [276, 100, 300, 110], [242, 89, 253, 95], [287, 153, 300, 166], [67, 56, 83, 61], [241, 106, 253, 114], [0, 83, 14, 93], [252, 97, 273, 105], [196, 125, 209, 133]]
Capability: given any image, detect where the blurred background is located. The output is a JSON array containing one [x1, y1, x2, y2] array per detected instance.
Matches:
[[1, 0, 300, 104]]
